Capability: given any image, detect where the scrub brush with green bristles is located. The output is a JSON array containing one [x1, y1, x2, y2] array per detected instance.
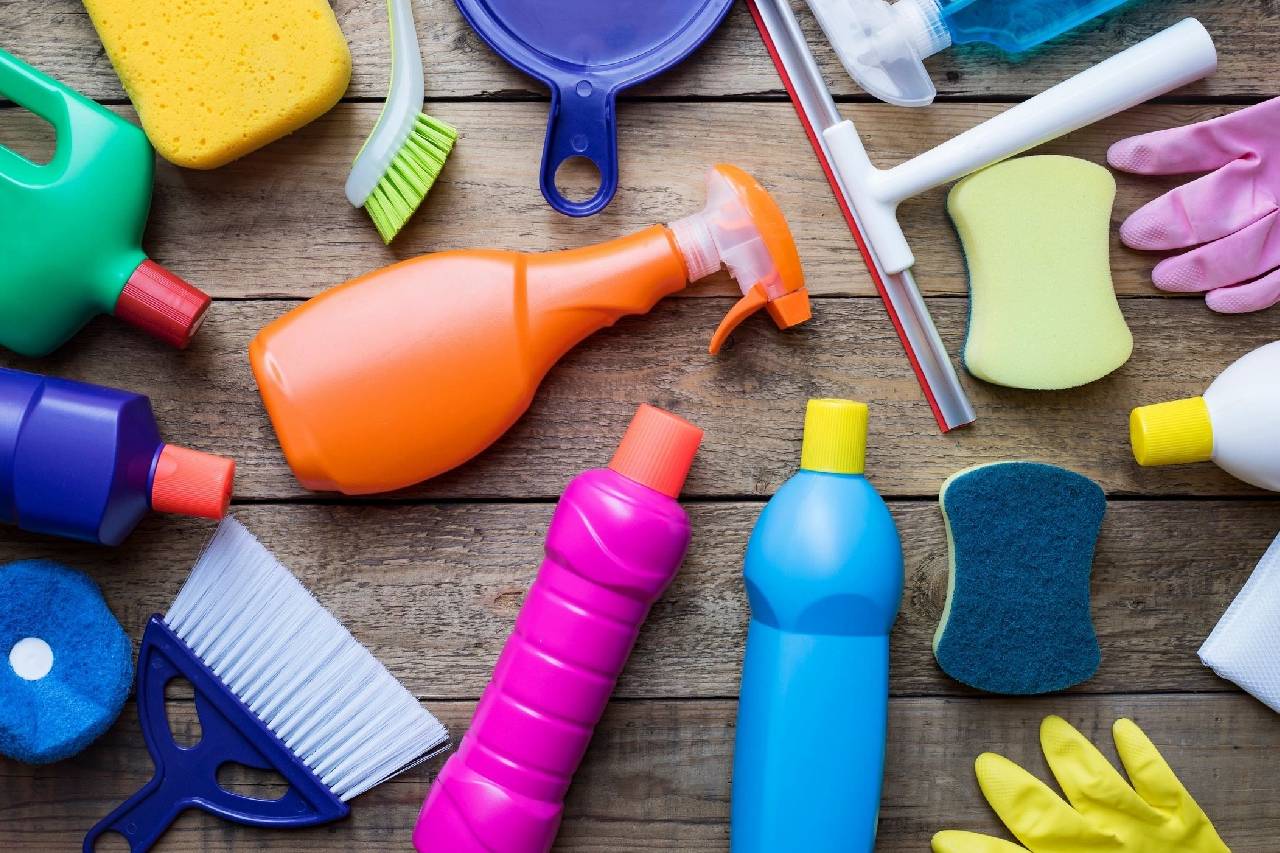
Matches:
[[346, 0, 457, 243]]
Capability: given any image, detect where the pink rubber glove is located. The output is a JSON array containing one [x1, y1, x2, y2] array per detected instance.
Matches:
[[1109, 97, 1280, 314]]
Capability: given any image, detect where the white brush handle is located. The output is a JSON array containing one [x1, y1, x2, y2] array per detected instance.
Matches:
[[345, 0, 425, 206], [829, 18, 1218, 273]]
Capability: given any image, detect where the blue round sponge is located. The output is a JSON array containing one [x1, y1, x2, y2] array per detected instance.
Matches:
[[0, 560, 134, 764]]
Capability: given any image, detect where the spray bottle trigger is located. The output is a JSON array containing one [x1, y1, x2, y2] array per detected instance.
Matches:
[[709, 284, 769, 355]]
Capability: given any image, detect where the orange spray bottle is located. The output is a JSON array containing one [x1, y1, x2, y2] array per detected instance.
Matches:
[[250, 165, 810, 495]]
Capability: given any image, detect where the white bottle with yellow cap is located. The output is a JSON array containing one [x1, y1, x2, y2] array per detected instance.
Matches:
[[1131, 341, 1280, 490]]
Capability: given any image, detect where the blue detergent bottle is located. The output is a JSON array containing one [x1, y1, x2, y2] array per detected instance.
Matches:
[[730, 399, 904, 853], [807, 0, 1144, 106]]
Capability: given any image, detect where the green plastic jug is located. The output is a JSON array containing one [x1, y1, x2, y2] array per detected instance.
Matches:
[[0, 49, 209, 357]]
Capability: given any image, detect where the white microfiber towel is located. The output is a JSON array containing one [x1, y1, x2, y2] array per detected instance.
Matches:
[[1199, 530, 1280, 713]]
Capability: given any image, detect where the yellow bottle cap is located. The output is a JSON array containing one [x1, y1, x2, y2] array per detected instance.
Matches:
[[800, 399, 867, 475], [1130, 397, 1214, 467]]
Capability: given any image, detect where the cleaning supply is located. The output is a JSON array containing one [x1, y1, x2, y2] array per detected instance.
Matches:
[[932, 715, 1229, 852], [747, 0, 973, 432], [85, 517, 449, 851], [948, 156, 1132, 389], [0, 49, 211, 357], [346, 0, 457, 243], [746, 4, 1218, 431], [412, 404, 703, 853], [807, 0, 1147, 107], [82, 0, 350, 169], [455, 0, 733, 216], [251, 164, 808, 495], [934, 462, 1105, 694], [0, 367, 235, 545], [1130, 340, 1280, 490], [1110, 97, 1280, 314], [1, 561, 133, 765], [1200, 530, 1280, 713], [731, 399, 903, 853]]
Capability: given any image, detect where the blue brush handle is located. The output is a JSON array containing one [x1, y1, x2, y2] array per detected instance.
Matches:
[[731, 622, 890, 853], [84, 617, 347, 852], [539, 78, 619, 217]]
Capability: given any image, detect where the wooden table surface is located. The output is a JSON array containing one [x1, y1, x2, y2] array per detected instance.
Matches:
[[4, 1, 1280, 850]]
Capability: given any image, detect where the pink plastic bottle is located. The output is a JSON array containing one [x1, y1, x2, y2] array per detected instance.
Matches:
[[413, 404, 703, 852]]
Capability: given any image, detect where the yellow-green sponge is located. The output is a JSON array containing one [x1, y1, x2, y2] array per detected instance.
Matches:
[[83, 0, 351, 169], [948, 155, 1132, 390]]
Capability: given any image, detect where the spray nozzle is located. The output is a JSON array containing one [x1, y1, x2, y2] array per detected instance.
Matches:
[[805, 0, 949, 108], [669, 164, 810, 355]]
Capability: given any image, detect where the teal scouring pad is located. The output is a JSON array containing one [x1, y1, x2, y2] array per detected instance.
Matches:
[[0, 560, 133, 764], [933, 462, 1106, 695]]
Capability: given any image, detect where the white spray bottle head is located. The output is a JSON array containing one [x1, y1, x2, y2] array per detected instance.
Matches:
[[668, 165, 811, 354], [806, 0, 949, 107]]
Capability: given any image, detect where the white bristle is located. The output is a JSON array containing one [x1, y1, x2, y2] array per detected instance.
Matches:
[[165, 517, 448, 800]]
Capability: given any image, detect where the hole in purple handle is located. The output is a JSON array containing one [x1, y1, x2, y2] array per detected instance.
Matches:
[[554, 156, 602, 203], [88, 830, 131, 852], [164, 677, 202, 748], [217, 761, 291, 802]]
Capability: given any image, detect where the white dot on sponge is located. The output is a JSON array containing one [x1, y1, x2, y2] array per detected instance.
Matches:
[[9, 637, 53, 681]]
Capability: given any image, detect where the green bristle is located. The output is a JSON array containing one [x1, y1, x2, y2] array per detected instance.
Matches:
[[363, 113, 458, 244]]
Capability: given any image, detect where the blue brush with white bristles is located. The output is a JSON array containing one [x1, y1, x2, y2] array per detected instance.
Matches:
[[84, 518, 448, 851]]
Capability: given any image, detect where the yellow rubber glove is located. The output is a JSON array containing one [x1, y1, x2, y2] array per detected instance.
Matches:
[[932, 716, 1229, 853]]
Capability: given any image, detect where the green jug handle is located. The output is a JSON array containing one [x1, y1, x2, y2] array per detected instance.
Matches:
[[0, 49, 70, 185]]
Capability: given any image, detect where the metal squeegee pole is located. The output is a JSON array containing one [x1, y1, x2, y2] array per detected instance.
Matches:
[[748, 0, 975, 432]]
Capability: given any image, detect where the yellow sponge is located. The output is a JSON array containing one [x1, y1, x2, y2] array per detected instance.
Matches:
[[83, 0, 351, 169], [948, 155, 1132, 390]]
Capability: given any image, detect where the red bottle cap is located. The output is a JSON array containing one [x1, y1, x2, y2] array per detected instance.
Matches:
[[115, 260, 212, 349], [608, 404, 703, 498], [151, 444, 235, 519]]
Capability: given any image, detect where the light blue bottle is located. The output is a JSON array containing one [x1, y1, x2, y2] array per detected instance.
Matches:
[[730, 399, 904, 853], [808, 0, 1144, 106]]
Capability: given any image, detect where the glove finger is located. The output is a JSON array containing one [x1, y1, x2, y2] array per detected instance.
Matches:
[[975, 752, 1116, 853], [1120, 158, 1276, 251], [932, 830, 1030, 853], [1206, 267, 1280, 314], [1107, 101, 1278, 175], [1110, 718, 1197, 811], [1039, 716, 1159, 823], [1152, 209, 1280, 293]]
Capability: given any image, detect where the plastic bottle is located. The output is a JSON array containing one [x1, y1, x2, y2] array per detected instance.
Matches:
[[250, 164, 809, 495], [807, 0, 1143, 106], [1130, 341, 1280, 491], [731, 399, 904, 853], [412, 404, 703, 853], [0, 367, 235, 545], [0, 49, 210, 358]]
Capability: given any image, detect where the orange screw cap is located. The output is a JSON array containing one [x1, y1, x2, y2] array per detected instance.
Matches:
[[608, 404, 704, 498], [151, 444, 235, 519]]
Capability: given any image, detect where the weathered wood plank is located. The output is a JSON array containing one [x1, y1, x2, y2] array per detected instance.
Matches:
[[0, 101, 1249, 298], [3, 1, 1274, 102], [6, 297, 1278, 499], [1, 501, 1272, 699], [5, 695, 1276, 851]]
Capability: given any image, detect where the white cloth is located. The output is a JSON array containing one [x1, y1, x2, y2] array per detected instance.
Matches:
[[1200, 530, 1280, 713]]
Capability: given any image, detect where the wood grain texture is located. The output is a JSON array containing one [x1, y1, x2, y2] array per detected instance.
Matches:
[[5, 695, 1277, 851], [0, 101, 1254, 298], [0, 500, 1273, 700], [3, 1, 1279, 850], [5, 0, 1277, 102], [6, 297, 1279, 499]]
